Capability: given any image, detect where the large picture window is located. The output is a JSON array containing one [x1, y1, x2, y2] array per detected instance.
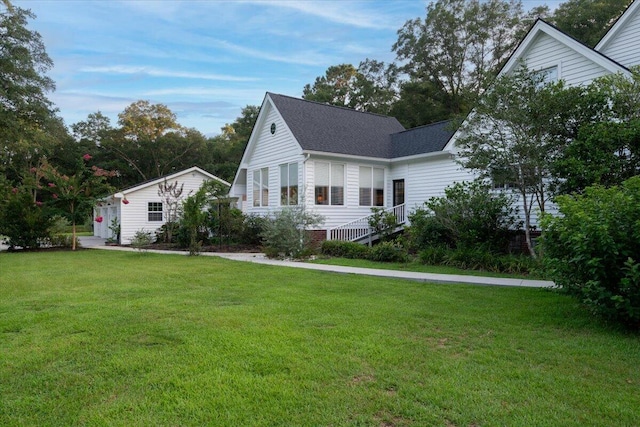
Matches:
[[280, 162, 298, 205], [252, 167, 269, 207], [359, 166, 384, 207], [315, 162, 344, 206], [148, 202, 163, 221]]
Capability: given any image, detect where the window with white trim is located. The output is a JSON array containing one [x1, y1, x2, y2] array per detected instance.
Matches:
[[359, 166, 384, 206], [148, 202, 163, 221], [535, 65, 558, 85], [252, 167, 269, 207], [280, 162, 298, 205], [314, 162, 344, 205]]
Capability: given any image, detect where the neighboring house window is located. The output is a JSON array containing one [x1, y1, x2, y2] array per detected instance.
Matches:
[[315, 162, 344, 206], [148, 202, 163, 221], [535, 65, 558, 85], [359, 166, 384, 207], [252, 167, 269, 207], [280, 162, 298, 205]]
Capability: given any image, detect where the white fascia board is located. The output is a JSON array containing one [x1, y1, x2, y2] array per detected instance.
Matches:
[[302, 150, 391, 165], [501, 20, 629, 77], [595, 0, 640, 51], [390, 150, 454, 164]]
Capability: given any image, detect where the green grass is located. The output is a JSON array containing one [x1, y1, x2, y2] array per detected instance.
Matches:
[[311, 256, 539, 279], [1, 250, 638, 426]]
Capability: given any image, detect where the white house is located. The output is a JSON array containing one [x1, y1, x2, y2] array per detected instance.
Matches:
[[94, 166, 230, 245], [229, 0, 640, 242]]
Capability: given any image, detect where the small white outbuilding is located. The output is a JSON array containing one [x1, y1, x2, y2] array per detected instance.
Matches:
[[94, 166, 230, 245]]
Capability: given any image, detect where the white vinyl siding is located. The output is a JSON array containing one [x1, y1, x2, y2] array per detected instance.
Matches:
[[108, 170, 218, 245], [598, 8, 640, 67], [522, 33, 611, 86], [243, 103, 304, 212]]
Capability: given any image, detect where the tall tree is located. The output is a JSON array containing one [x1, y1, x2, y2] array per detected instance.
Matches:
[[456, 65, 588, 257], [393, 0, 526, 121], [303, 64, 359, 107], [552, 68, 640, 193], [205, 105, 260, 182], [0, 3, 60, 179], [100, 100, 210, 183], [550, 0, 630, 47]]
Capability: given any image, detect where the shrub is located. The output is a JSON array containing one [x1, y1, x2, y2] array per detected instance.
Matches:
[[418, 244, 538, 275], [47, 216, 76, 248], [261, 205, 324, 259], [418, 245, 449, 265], [368, 207, 397, 242], [0, 188, 52, 249], [321, 240, 371, 259], [367, 241, 409, 263], [240, 214, 267, 245], [130, 230, 154, 251], [541, 176, 640, 329], [407, 211, 453, 250], [408, 181, 519, 253]]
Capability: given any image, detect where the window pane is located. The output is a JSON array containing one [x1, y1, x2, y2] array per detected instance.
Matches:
[[261, 168, 269, 206], [315, 162, 329, 205], [331, 164, 344, 205], [315, 186, 328, 205], [373, 168, 384, 206], [289, 163, 298, 205], [331, 186, 344, 205], [280, 164, 288, 205], [148, 202, 163, 221], [359, 166, 372, 206], [253, 170, 260, 207]]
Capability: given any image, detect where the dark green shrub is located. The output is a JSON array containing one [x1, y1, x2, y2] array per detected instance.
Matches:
[[156, 221, 179, 244], [406, 212, 453, 250], [418, 245, 538, 275], [367, 241, 409, 263], [0, 188, 52, 249], [240, 214, 266, 245], [418, 245, 449, 265], [408, 181, 519, 253], [321, 240, 371, 259], [443, 246, 498, 271], [541, 176, 640, 329]]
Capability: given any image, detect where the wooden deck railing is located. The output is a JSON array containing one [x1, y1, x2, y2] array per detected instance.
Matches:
[[327, 204, 406, 242]]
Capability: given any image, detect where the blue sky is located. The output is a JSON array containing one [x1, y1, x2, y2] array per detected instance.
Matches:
[[15, 0, 558, 137]]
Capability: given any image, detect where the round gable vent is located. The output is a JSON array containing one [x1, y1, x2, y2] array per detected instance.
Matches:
[[270, 123, 276, 135]]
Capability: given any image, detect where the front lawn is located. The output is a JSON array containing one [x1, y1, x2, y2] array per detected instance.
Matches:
[[1, 250, 638, 426]]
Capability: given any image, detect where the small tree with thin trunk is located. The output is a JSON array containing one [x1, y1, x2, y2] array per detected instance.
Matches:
[[40, 154, 115, 250], [157, 179, 184, 243], [455, 64, 582, 257]]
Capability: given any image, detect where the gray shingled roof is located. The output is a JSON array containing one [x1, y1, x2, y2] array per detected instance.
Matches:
[[267, 93, 454, 159], [268, 93, 405, 158], [390, 121, 455, 158]]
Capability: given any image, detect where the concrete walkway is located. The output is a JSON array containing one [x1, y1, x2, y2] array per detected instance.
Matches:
[[78, 236, 554, 288]]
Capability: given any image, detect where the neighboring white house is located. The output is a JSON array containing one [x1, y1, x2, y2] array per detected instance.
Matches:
[[229, 1, 640, 242], [94, 166, 230, 245]]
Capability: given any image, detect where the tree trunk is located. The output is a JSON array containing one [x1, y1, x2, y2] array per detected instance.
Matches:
[[521, 190, 537, 258], [72, 220, 77, 251]]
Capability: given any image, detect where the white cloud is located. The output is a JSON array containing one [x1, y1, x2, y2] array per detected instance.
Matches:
[[243, 0, 399, 30], [79, 66, 260, 82]]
